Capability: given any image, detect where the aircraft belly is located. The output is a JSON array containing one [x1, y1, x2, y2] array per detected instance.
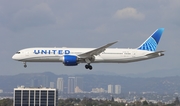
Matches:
[[93, 55, 149, 63]]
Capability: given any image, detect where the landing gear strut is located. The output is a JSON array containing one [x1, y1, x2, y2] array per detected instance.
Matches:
[[85, 63, 92, 70], [23, 62, 27, 68]]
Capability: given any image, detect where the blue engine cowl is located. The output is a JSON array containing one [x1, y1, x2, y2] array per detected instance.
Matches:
[[63, 55, 78, 66]]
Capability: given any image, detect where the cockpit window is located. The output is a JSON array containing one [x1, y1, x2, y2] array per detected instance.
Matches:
[[16, 52, 20, 54]]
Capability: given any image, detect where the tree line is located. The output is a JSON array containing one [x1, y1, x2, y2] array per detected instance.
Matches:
[[0, 97, 180, 106]]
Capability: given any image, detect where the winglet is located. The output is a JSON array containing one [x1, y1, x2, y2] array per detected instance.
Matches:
[[138, 28, 164, 51]]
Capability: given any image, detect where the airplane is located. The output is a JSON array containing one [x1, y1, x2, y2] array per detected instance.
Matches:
[[12, 28, 165, 70]]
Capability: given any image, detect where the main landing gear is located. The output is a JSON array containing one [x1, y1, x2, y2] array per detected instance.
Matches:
[[23, 62, 27, 68], [85, 63, 92, 70]]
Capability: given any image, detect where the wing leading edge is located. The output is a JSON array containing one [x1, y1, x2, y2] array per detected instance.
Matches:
[[78, 41, 118, 58]]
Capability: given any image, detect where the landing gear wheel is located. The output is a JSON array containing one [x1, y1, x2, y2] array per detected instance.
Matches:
[[85, 64, 93, 70], [85, 65, 89, 69], [23, 62, 27, 68], [24, 64, 27, 68], [89, 65, 92, 70]]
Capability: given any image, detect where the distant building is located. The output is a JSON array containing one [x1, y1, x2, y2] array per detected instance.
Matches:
[[31, 75, 49, 87], [68, 77, 75, 94], [0, 89, 3, 93], [115, 85, 121, 94], [75, 86, 83, 93], [31, 78, 39, 87], [68, 77, 83, 94], [108, 85, 113, 94], [50, 82, 55, 88], [91, 88, 106, 93], [13, 86, 58, 106], [41, 75, 49, 87], [75, 77, 83, 92], [57, 78, 63, 92], [114, 98, 126, 103]]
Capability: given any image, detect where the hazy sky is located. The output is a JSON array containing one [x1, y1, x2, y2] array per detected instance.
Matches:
[[0, 0, 180, 75]]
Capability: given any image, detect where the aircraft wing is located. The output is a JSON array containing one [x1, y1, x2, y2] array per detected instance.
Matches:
[[78, 41, 118, 58], [145, 51, 165, 56]]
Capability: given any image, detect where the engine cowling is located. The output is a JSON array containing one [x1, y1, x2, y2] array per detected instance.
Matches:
[[62, 55, 78, 66]]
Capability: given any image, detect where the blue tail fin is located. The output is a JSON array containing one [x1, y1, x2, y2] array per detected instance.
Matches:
[[138, 28, 164, 51]]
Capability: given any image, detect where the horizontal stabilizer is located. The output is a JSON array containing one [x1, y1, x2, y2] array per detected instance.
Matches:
[[145, 51, 165, 56]]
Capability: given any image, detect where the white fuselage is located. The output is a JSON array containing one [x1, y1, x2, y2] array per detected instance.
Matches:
[[12, 28, 165, 69], [12, 47, 158, 63]]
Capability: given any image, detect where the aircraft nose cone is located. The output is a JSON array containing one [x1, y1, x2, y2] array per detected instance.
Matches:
[[12, 54, 17, 60], [12, 55, 15, 59]]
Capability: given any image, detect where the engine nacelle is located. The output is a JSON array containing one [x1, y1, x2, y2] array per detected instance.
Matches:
[[62, 55, 78, 66]]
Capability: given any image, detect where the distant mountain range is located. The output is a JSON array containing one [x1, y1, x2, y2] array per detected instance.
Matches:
[[1, 71, 180, 94]]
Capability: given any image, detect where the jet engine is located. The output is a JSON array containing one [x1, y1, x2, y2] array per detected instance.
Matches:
[[61, 55, 79, 66]]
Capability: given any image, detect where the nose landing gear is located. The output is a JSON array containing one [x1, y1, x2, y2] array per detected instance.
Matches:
[[23, 62, 27, 68]]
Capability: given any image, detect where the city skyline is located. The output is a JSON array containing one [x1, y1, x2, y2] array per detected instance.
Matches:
[[1, 72, 180, 93], [0, 72, 180, 103], [2, 72, 179, 105]]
